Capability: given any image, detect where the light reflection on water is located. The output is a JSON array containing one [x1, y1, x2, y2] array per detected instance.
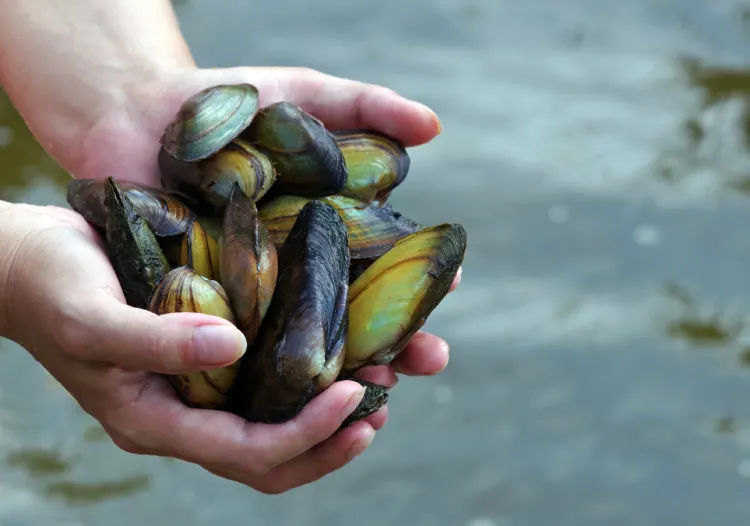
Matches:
[[4, 0, 750, 524]]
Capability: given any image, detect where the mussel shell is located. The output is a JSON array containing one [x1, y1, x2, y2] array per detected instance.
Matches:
[[160, 83, 260, 163], [349, 257, 376, 284], [258, 194, 422, 260], [67, 178, 195, 237], [179, 219, 221, 281], [229, 200, 350, 424], [148, 266, 240, 409], [242, 102, 347, 197], [148, 266, 235, 320], [333, 129, 410, 205], [159, 138, 276, 212], [342, 223, 467, 370], [219, 183, 278, 347], [103, 177, 171, 310], [340, 378, 390, 427]]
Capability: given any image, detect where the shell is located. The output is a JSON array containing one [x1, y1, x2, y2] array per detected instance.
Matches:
[[258, 194, 422, 259], [178, 219, 221, 281], [219, 183, 278, 347], [343, 223, 467, 370], [103, 177, 171, 310], [159, 138, 276, 212], [333, 129, 410, 205], [229, 200, 350, 423], [148, 266, 241, 409], [67, 178, 195, 237], [242, 102, 347, 197], [160, 84, 260, 163]]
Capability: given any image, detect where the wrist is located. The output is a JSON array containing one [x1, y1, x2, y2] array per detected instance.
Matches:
[[0, 201, 28, 340]]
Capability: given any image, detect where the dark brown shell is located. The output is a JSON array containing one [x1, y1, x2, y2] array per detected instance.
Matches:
[[67, 178, 195, 237], [228, 200, 350, 423]]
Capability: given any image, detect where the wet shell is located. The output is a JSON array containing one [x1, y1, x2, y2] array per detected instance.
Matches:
[[159, 138, 276, 212], [178, 219, 221, 281], [219, 183, 278, 347], [160, 83, 260, 163], [148, 266, 241, 409], [258, 194, 422, 260], [334, 129, 410, 205], [103, 177, 171, 310], [229, 200, 350, 424], [242, 102, 347, 197], [67, 178, 195, 237], [343, 223, 467, 370]]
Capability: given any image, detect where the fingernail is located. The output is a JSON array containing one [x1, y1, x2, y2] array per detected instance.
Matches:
[[192, 325, 247, 366], [341, 386, 366, 421], [450, 267, 462, 291], [348, 429, 375, 456], [414, 102, 442, 134], [434, 344, 450, 375]]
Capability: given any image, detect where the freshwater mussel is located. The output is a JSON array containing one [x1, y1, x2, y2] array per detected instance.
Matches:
[[229, 199, 352, 423], [333, 129, 410, 205], [64, 82, 468, 432]]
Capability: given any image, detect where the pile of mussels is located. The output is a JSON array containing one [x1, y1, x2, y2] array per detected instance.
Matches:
[[65, 83, 467, 427]]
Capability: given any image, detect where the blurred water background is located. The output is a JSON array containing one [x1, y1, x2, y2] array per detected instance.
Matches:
[[5, 0, 750, 524]]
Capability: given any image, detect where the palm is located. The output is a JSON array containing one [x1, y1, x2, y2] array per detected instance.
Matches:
[[13, 66, 455, 492], [79, 67, 440, 189]]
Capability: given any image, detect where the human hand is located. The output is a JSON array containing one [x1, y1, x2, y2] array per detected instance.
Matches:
[[79, 65, 461, 386], [1, 66, 461, 494], [0, 202, 382, 494]]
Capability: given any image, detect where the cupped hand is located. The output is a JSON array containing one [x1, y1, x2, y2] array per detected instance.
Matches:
[[83, 65, 461, 383], [1, 203, 381, 494], [4, 66, 461, 494]]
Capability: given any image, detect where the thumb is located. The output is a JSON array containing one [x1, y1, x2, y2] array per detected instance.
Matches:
[[63, 294, 247, 373]]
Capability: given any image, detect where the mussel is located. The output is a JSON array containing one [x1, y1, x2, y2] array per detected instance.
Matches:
[[67, 178, 196, 237], [179, 219, 221, 281], [159, 138, 276, 212], [348, 257, 376, 284], [219, 183, 278, 347], [342, 223, 467, 371], [148, 266, 241, 409], [103, 177, 171, 310], [63, 81, 468, 435], [229, 200, 351, 423], [334, 130, 410, 205], [160, 84, 260, 163], [242, 102, 347, 197], [258, 194, 422, 259]]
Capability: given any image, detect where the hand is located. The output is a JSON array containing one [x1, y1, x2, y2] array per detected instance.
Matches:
[[2, 66, 461, 494], [81, 65, 461, 385]]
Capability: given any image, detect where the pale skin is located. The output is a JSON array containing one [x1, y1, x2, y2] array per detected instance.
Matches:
[[0, 0, 462, 494]]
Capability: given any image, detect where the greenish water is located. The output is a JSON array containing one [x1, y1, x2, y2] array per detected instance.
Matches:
[[5, 0, 750, 524]]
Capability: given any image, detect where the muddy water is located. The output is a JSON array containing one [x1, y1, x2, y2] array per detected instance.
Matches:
[[4, 1, 750, 524]]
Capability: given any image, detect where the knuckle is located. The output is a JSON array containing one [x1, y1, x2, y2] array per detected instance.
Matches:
[[54, 298, 92, 359], [141, 325, 185, 371], [375, 85, 398, 97], [247, 456, 274, 479], [110, 432, 148, 455], [100, 403, 141, 448], [254, 480, 289, 495]]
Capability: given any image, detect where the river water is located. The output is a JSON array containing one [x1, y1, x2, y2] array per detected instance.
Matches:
[[4, 0, 750, 524]]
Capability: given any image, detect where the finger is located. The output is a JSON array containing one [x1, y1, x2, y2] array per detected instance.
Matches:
[[353, 365, 399, 388], [391, 331, 450, 376], [253, 421, 376, 494], [363, 406, 389, 431], [277, 69, 442, 147], [112, 377, 366, 477], [450, 267, 462, 292], [61, 294, 247, 374]]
